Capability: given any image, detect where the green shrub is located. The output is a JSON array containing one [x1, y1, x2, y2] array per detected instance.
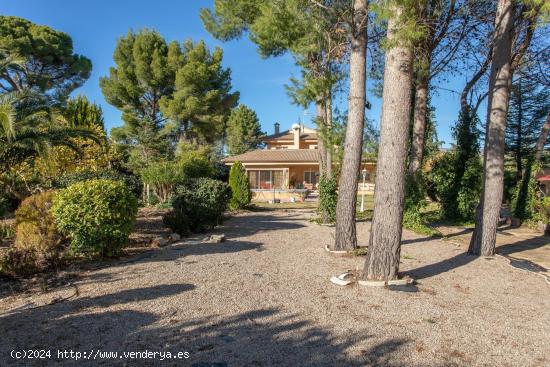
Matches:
[[141, 155, 214, 205], [179, 150, 214, 179], [428, 151, 482, 221], [402, 174, 441, 236], [141, 161, 182, 204], [228, 161, 251, 210], [55, 169, 142, 198], [164, 178, 231, 235], [511, 164, 546, 224], [318, 173, 338, 223], [1, 191, 66, 275], [52, 179, 138, 257]]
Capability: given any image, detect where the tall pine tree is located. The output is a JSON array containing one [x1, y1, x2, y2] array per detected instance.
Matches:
[[226, 104, 264, 155]]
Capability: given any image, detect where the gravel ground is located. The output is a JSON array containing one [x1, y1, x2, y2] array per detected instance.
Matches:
[[1, 209, 549, 366]]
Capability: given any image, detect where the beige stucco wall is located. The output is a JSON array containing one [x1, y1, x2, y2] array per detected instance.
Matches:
[[266, 140, 317, 150], [234, 162, 377, 202]]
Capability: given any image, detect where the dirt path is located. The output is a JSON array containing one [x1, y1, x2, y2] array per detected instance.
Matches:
[[1, 210, 549, 366]]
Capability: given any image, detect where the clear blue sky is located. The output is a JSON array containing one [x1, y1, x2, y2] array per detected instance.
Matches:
[[1, 0, 466, 146]]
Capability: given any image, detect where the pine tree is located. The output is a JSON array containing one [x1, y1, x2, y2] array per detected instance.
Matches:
[[226, 104, 264, 155], [160, 40, 239, 145], [228, 161, 251, 209], [100, 31, 238, 168], [361, 3, 416, 281], [0, 16, 92, 98]]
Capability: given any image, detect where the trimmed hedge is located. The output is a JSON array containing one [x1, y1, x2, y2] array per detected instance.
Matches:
[[164, 178, 231, 235], [54, 169, 142, 199], [52, 179, 138, 257]]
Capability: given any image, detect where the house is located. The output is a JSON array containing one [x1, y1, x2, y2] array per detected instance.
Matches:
[[223, 122, 377, 202]]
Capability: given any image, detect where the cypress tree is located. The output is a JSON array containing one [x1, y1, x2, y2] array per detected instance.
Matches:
[[228, 161, 251, 210]]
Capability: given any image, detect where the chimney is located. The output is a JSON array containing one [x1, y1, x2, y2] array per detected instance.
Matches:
[[274, 122, 280, 135], [292, 123, 300, 149]]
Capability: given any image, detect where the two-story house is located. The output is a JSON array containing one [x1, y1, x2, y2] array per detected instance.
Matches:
[[223, 122, 376, 202]]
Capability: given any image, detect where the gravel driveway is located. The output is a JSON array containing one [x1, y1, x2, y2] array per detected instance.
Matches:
[[1, 209, 549, 366]]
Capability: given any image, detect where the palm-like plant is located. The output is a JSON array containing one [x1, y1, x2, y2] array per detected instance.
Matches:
[[0, 92, 102, 172]]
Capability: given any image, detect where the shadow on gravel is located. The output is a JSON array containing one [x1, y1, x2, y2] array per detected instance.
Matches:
[[401, 252, 476, 280], [120, 240, 264, 266], [401, 228, 471, 246], [0, 284, 195, 363], [135, 308, 410, 367], [496, 235, 550, 258], [218, 214, 306, 239], [2, 298, 410, 366]]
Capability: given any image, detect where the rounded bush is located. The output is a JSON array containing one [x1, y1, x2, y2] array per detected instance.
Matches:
[[52, 179, 138, 257], [54, 169, 142, 199], [164, 178, 231, 235], [5, 191, 66, 275]]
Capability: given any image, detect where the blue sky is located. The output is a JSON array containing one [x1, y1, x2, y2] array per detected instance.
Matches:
[[1, 0, 466, 146]]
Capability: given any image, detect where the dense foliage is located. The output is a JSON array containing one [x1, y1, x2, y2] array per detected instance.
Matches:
[[64, 95, 105, 129], [164, 178, 231, 235], [228, 161, 251, 209], [428, 108, 482, 222], [140, 149, 215, 204], [54, 169, 142, 199], [226, 105, 264, 155], [0, 16, 92, 96], [52, 179, 138, 257], [1, 191, 66, 275], [318, 173, 338, 224], [101, 30, 238, 170]]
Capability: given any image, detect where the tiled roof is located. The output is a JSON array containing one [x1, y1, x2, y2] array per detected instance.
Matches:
[[223, 149, 320, 163]]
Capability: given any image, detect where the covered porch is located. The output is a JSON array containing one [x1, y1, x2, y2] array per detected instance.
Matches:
[[243, 163, 377, 203]]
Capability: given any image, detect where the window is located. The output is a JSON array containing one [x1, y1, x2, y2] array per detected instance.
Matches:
[[259, 171, 272, 189], [248, 171, 258, 189], [304, 171, 319, 186], [247, 170, 285, 190]]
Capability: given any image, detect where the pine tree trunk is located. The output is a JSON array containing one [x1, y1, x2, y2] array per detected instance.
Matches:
[[326, 93, 333, 176], [332, 0, 368, 251], [534, 112, 550, 164], [408, 74, 429, 177], [469, 0, 514, 257], [316, 101, 328, 178], [362, 5, 414, 281]]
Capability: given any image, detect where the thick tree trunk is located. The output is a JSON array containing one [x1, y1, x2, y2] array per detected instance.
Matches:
[[534, 112, 550, 164], [325, 93, 333, 176], [469, 0, 514, 257], [332, 0, 368, 251], [362, 6, 414, 281], [316, 101, 328, 177], [409, 74, 429, 177]]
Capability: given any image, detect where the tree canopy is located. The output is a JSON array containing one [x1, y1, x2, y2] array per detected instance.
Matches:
[[0, 16, 92, 99], [226, 104, 263, 155], [101, 30, 238, 168]]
